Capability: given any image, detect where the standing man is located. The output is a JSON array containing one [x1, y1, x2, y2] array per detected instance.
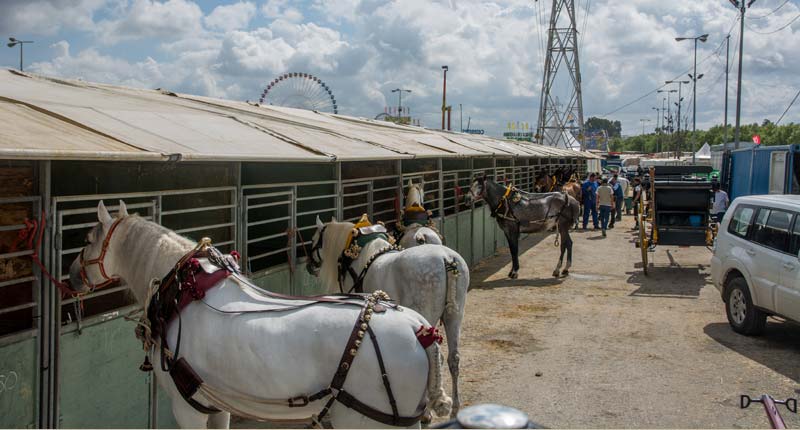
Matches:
[[711, 182, 730, 222], [596, 178, 615, 237], [615, 173, 630, 216], [581, 173, 599, 230], [632, 177, 643, 230], [609, 176, 624, 229]]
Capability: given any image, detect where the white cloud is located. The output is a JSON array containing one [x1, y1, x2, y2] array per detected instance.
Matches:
[[261, 0, 304, 23], [0, 0, 106, 36], [204, 2, 256, 32], [9, 0, 800, 136], [95, 0, 205, 44]]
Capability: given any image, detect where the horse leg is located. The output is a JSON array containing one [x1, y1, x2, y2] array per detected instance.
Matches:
[[553, 232, 565, 278], [207, 411, 230, 429], [171, 400, 209, 429], [505, 224, 520, 279], [424, 342, 452, 418], [442, 312, 463, 418], [561, 229, 573, 277]]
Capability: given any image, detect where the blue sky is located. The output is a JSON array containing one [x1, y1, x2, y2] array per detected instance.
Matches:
[[1, 0, 798, 138]]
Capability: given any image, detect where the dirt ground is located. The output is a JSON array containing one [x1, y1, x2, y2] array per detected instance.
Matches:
[[433, 214, 800, 428]]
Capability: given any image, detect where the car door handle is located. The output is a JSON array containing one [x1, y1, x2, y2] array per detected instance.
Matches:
[[784, 263, 796, 271], [746, 248, 756, 256]]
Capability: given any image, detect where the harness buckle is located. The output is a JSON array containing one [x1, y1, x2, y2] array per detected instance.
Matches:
[[288, 395, 310, 407]]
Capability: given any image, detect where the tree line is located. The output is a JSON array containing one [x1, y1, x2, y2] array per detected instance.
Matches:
[[601, 120, 800, 153]]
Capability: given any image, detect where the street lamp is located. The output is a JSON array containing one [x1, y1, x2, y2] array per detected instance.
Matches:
[[391, 88, 411, 119], [730, 0, 756, 148], [676, 33, 708, 163], [7, 37, 33, 72], [441, 66, 450, 130], [652, 107, 661, 153]]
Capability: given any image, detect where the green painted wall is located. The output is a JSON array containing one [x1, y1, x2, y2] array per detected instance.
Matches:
[[443, 215, 458, 251], [250, 267, 292, 295], [293, 264, 327, 296], [456, 212, 472, 265], [483, 206, 496, 258], [471, 208, 484, 263], [0, 336, 37, 428], [59, 318, 149, 428]]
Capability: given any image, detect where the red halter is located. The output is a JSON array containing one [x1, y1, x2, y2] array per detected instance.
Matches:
[[79, 217, 126, 291]]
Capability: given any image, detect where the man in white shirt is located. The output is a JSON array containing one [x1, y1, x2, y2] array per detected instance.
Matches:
[[615, 174, 630, 216], [712, 183, 729, 222]]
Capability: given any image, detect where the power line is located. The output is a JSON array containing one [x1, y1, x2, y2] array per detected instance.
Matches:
[[600, 12, 739, 118], [748, 0, 791, 19], [776, 88, 800, 124], [745, 12, 800, 34]]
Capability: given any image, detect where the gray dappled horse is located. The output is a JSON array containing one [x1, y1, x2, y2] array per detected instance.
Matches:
[[468, 174, 580, 279]]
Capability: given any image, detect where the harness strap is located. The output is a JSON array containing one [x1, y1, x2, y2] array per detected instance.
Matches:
[[340, 245, 402, 294], [367, 326, 399, 420]]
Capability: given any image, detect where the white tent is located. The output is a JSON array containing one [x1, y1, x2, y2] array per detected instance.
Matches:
[[694, 142, 711, 159]]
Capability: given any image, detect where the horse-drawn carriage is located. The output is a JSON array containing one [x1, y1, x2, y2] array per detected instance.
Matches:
[[636, 166, 717, 275]]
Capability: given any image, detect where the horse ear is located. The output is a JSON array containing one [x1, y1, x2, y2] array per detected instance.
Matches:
[[316, 215, 324, 229], [406, 179, 412, 188], [117, 200, 129, 218], [97, 200, 113, 227], [331, 216, 337, 222]]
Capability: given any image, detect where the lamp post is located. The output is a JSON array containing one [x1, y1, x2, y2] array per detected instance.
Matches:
[[722, 34, 731, 145], [7, 37, 33, 72], [730, 0, 755, 148], [675, 33, 708, 163], [441, 65, 449, 130], [658, 89, 677, 155], [666, 80, 690, 158], [391, 88, 411, 121], [652, 107, 661, 153]]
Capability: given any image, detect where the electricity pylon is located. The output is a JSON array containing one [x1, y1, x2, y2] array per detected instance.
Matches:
[[536, 0, 585, 150]]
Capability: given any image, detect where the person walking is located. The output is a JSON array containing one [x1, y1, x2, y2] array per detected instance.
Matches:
[[581, 173, 599, 229], [632, 177, 643, 230], [596, 178, 615, 237], [711, 182, 730, 222], [609, 176, 624, 229]]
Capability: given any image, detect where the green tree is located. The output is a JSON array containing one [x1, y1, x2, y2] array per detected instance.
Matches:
[[585, 117, 622, 137]]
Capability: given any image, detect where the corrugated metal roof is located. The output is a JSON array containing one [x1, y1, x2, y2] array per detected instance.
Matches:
[[0, 69, 597, 162]]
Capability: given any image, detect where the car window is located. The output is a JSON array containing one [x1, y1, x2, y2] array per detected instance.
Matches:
[[752, 208, 793, 253], [791, 218, 800, 256], [728, 205, 755, 238]]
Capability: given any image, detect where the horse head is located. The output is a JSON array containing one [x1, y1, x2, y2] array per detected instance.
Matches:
[[68, 200, 129, 294], [405, 180, 425, 210], [466, 173, 488, 204]]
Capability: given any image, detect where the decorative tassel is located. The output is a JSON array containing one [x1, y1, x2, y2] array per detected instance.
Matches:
[[139, 355, 153, 372]]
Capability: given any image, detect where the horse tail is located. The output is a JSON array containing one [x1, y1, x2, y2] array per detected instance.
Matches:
[[443, 257, 460, 316]]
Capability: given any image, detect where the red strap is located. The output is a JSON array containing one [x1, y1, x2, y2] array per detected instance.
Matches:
[[16, 211, 75, 298]]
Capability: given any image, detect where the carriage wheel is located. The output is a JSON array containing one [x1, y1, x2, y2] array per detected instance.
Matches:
[[638, 212, 649, 275]]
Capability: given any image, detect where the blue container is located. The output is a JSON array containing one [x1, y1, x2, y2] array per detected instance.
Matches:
[[689, 215, 702, 227]]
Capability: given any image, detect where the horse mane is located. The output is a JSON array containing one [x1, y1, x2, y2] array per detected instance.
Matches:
[[318, 220, 356, 291], [115, 215, 195, 304]]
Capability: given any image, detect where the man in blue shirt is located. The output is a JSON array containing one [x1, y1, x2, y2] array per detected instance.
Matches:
[[581, 173, 599, 229], [608, 175, 624, 229]]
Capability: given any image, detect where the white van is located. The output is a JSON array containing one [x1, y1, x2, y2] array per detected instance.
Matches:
[[711, 195, 800, 334]]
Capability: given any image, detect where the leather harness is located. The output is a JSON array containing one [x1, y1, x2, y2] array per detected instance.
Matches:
[[79, 218, 428, 426]]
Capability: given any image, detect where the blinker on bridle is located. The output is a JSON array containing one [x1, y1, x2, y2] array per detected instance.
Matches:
[[79, 217, 127, 291], [309, 225, 327, 268]]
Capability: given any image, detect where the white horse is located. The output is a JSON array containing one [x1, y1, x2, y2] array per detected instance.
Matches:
[[68, 201, 436, 429], [307, 216, 469, 418], [397, 181, 443, 249]]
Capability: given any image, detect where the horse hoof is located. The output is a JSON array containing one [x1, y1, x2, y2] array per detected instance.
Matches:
[[561, 270, 569, 276], [552, 270, 560, 278], [508, 271, 519, 279], [431, 395, 453, 417], [421, 410, 433, 425]]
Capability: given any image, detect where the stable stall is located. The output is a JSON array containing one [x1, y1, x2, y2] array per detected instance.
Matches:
[[0, 69, 594, 428]]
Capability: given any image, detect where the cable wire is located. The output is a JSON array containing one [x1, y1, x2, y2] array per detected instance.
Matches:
[[747, 0, 790, 19], [776, 88, 800, 125], [745, 12, 800, 34]]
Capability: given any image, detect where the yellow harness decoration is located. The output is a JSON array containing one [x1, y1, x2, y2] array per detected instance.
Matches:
[[343, 214, 395, 259]]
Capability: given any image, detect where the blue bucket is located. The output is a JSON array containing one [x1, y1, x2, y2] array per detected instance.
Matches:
[[689, 215, 702, 227]]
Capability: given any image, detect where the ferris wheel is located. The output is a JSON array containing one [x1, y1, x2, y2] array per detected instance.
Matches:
[[259, 72, 338, 114]]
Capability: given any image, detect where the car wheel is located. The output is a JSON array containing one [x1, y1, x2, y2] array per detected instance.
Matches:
[[725, 277, 766, 335]]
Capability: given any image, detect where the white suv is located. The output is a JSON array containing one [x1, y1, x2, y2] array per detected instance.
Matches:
[[711, 195, 800, 335]]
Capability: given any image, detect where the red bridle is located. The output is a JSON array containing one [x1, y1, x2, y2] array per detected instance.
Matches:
[[79, 217, 126, 291]]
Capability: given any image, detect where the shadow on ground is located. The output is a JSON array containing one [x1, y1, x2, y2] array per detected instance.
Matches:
[[626, 261, 709, 299], [469, 233, 548, 286], [704, 320, 800, 384]]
